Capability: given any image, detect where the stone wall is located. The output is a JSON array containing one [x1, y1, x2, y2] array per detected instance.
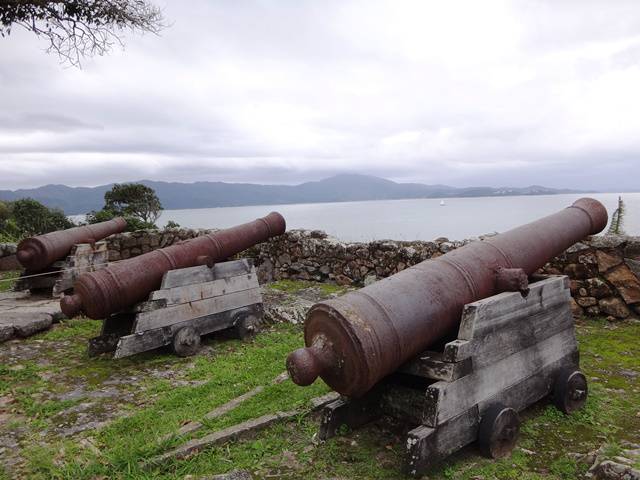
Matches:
[[0, 243, 19, 271], [0, 243, 16, 259], [103, 229, 640, 320], [104, 229, 216, 261]]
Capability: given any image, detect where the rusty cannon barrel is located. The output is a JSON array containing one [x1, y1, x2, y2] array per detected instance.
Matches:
[[17, 217, 127, 271], [60, 212, 286, 319], [286, 198, 608, 398]]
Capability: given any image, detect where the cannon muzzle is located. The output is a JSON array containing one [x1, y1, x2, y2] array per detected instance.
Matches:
[[287, 198, 607, 397], [61, 212, 286, 319], [17, 217, 127, 271]]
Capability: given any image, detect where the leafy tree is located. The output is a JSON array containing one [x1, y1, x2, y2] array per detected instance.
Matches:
[[11, 198, 74, 236], [0, 201, 20, 242], [0, 0, 164, 66], [87, 183, 162, 231], [86, 207, 156, 231], [104, 183, 162, 224], [0, 201, 10, 230], [165, 220, 180, 229]]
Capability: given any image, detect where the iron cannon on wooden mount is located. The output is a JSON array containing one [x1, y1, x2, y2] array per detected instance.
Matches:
[[286, 198, 608, 397], [61, 212, 286, 319]]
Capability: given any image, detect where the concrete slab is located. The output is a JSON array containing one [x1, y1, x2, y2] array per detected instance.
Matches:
[[0, 292, 62, 341], [1, 313, 52, 337]]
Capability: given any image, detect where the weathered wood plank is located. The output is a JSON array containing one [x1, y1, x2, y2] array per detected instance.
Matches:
[[458, 276, 569, 340], [144, 410, 298, 467], [456, 302, 573, 369], [318, 391, 383, 441], [159, 385, 266, 442], [116, 309, 234, 358], [211, 259, 253, 280], [424, 327, 578, 426], [150, 272, 258, 305], [133, 288, 262, 332], [161, 265, 214, 289], [442, 339, 473, 363], [159, 259, 254, 290], [114, 327, 175, 358], [399, 351, 473, 382], [476, 350, 578, 416], [404, 407, 479, 477]]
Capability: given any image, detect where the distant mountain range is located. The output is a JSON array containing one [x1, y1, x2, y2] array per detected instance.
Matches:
[[0, 174, 587, 215]]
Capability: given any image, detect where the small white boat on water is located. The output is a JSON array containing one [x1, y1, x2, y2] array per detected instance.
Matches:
[[440, 200, 446, 206]]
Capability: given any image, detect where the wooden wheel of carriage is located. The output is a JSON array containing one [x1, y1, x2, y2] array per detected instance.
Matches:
[[172, 326, 201, 357], [553, 368, 588, 414], [478, 403, 520, 459], [232, 310, 260, 340]]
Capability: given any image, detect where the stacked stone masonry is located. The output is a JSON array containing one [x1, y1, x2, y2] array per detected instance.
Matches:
[[0, 243, 16, 259], [99, 229, 640, 320]]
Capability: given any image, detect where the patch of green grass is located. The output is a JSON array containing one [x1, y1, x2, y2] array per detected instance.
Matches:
[[35, 318, 102, 342], [0, 269, 19, 292], [5, 309, 639, 480], [267, 278, 348, 296]]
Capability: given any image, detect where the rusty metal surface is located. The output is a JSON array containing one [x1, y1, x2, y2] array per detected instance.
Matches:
[[60, 212, 286, 319], [17, 218, 127, 272], [286, 198, 608, 397]]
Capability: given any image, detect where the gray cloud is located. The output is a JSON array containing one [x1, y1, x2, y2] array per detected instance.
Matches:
[[0, 0, 639, 191]]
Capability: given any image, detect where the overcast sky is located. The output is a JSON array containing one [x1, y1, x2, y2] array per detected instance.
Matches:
[[1, 0, 639, 191]]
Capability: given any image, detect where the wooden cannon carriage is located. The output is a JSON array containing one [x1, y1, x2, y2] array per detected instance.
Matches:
[[317, 275, 587, 476], [14, 241, 109, 297], [87, 258, 264, 358]]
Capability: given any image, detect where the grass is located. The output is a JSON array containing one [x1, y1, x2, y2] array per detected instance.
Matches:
[[266, 278, 349, 296], [0, 270, 19, 292], [1, 307, 638, 479]]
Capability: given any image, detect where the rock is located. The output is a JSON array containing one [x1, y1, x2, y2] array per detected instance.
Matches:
[[263, 304, 309, 325], [588, 235, 627, 249], [597, 250, 623, 273], [439, 242, 455, 253], [592, 460, 640, 480], [577, 297, 597, 307], [587, 278, 613, 298], [309, 230, 327, 239], [626, 258, 640, 280], [570, 280, 584, 295], [564, 263, 591, 280], [604, 264, 640, 304], [335, 274, 352, 286], [586, 306, 601, 316], [364, 274, 377, 287], [277, 253, 291, 266], [624, 241, 640, 260], [0, 324, 14, 342], [569, 298, 583, 318], [566, 242, 590, 253], [2, 313, 53, 337], [599, 297, 631, 319]]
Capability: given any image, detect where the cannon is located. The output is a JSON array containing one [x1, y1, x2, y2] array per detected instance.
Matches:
[[16, 217, 127, 272], [60, 212, 286, 319], [287, 198, 607, 397], [286, 198, 607, 475]]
